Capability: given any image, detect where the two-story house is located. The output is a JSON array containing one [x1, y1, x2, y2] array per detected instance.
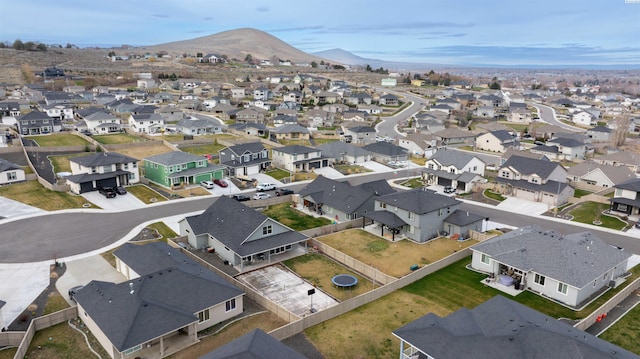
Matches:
[[17, 111, 60, 135], [234, 108, 266, 124], [545, 137, 587, 161], [496, 155, 573, 206], [271, 145, 331, 173], [304, 109, 335, 127], [474, 130, 519, 153], [423, 149, 486, 192], [76, 108, 122, 134], [379, 94, 399, 106], [218, 142, 271, 176], [344, 126, 377, 145], [65, 152, 139, 194], [144, 151, 225, 189], [609, 178, 640, 217], [128, 113, 165, 133]]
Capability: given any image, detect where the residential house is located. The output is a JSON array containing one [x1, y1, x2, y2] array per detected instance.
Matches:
[[545, 137, 586, 161], [65, 152, 139, 194], [272, 114, 298, 127], [235, 108, 266, 124], [199, 328, 308, 359], [284, 91, 303, 104], [471, 225, 631, 307], [363, 141, 408, 164], [369, 189, 474, 242], [297, 175, 394, 222], [180, 196, 309, 270], [495, 155, 573, 206], [423, 148, 486, 192], [73, 264, 244, 359], [593, 150, 640, 173], [381, 78, 397, 87], [429, 104, 454, 115], [345, 92, 373, 105], [272, 124, 310, 141], [474, 130, 519, 153], [435, 98, 461, 110], [433, 127, 477, 146], [76, 108, 122, 134], [397, 133, 437, 157], [0, 158, 25, 185], [393, 295, 637, 359], [42, 103, 74, 121], [344, 126, 377, 145], [128, 113, 165, 133], [414, 113, 446, 134], [176, 116, 225, 136], [322, 103, 349, 114], [156, 106, 184, 123], [477, 94, 505, 108], [253, 86, 272, 101], [304, 109, 334, 127], [105, 98, 139, 114], [312, 91, 341, 105], [475, 105, 496, 118], [272, 145, 331, 172], [567, 161, 635, 190], [0, 101, 22, 118], [609, 178, 640, 217], [227, 122, 268, 137], [17, 111, 60, 135], [144, 151, 225, 189], [316, 141, 373, 164], [509, 106, 532, 123], [573, 110, 597, 126], [379, 94, 399, 106], [586, 125, 614, 143], [218, 142, 271, 176], [342, 110, 369, 122], [357, 104, 383, 115]]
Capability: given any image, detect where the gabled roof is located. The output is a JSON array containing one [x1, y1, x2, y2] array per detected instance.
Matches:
[[298, 176, 390, 214], [184, 196, 307, 257], [145, 151, 205, 166], [595, 150, 640, 165], [347, 126, 376, 133], [273, 144, 316, 155], [444, 209, 485, 227], [224, 142, 266, 156], [362, 141, 407, 156], [18, 111, 50, 121], [615, 177, 640, 192], [568, 162, 635, 184], [393, 295, 637, 359], [487, 129, 516, 142], [199, 328, 307, 359], [273, 124, 309, 134], [430, 148, 483, 169], [316, 141, 372, 158], [0, 158, 21, 172], [70, 152, 137, 167], [472, 225, 630, 288], [74, 267, 243, 352], [500, 155, 563, 178], [376, 188, 460, 215], [547, 137, 585, 147], [433, 127, 477, 139]]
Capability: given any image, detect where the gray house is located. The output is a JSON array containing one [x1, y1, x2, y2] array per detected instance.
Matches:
[[315, 141, 373, 164], [363, 141, 409, 164], [393, 295, 637, 359], [344, 126, 377, 145], [369, 189, 466, 242], [176, 116, 225, 135], [218, 142, 271, 176], [180, 196, 309, 271], [471, 225, 631, 308]]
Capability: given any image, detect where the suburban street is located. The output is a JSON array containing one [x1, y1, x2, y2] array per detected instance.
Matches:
[[375, 90, 426, 139], [530, 102, 582, 132]]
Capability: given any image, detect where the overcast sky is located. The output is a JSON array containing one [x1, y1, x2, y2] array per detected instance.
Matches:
[[2, 0, 639, 67]]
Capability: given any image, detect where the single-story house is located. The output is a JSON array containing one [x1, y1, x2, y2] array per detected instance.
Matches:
[[199, 329, 308, 359], [0, 158, 26, 185], [362, 141, 408, 164]]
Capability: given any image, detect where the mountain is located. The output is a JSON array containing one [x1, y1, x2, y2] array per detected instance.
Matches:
[[139, 28, 327, 63], [313, 48, 448, 71]]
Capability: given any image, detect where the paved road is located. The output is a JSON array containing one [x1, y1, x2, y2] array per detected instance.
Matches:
[[375, 90, 426, 139], [530, 102, 582, 132]]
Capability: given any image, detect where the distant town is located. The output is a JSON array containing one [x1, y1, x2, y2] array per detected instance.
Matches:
[[0, 35, 639, 359]]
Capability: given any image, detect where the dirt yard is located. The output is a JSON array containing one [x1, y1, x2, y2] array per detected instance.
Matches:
[[112, 143, 174, 160], [317, 229, 477, 277]]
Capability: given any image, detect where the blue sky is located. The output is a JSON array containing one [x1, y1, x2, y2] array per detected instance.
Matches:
[[2, 0, 639, 67]]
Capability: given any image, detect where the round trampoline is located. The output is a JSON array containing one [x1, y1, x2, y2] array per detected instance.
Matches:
[[332, 274, 358, 289]]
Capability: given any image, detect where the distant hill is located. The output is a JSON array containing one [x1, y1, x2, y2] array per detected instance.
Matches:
[[139, 28, 327, 64], [313, 48, 446, 71]]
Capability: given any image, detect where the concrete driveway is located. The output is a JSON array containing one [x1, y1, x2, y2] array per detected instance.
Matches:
[[360, 161, 394, 172], [82, 191, 146, 210], [199, 178, 241, 196], [0, 262, 49, 329], [314, 166, 344, 179], [0, 196, 45, 219], [56, 255, 127, 305], [496, 197, 550, 215]]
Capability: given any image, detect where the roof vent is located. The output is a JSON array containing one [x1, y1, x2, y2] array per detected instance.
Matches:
[[129, 282, 134, 295]]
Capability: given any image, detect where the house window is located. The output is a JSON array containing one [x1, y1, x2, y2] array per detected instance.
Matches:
[[557, 282, 568, 295], [197, 309, 210, 322], [7, 172, 17, 181], [481, 253, 490, 265], [182, 164, 187, 170], [225, 298, 236, 312], [154, 163, 158, 169], [438, 208, 443, 216], [408, 212, 414, 221], [91, 167, 97, 173], [534, 274, 546, 286], [379, 203, 386, 209], [501, 171, 510, 178], [263, 225, 272, 235]]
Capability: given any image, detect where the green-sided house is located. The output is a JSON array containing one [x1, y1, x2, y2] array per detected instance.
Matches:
[[144, 151, 225, 189]]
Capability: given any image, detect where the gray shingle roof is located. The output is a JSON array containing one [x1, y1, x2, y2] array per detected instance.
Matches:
[[615, 178, 640, 192], [0, 158, 21, 172], [273, 145, 317, 155], [298, 176, 390, 214], [489, 129, 516, 142], [348, 126, 376, 133], [145, 151, 205, 165], [70, 152, 137, 167], [377, 188, 460, 214], [430, 148, 483, 169], [74, 267, 243, 352], [199, 328, 308, 359], [444, 209, 485, 227], [393, 295, 637, 359], [472, 225, 630, 288], [273, 124, 309, 134], [500, 155, 563, 179], [362, 141, 407, 156], [225, 142, 266, 156], [316, 141, 372, 158]]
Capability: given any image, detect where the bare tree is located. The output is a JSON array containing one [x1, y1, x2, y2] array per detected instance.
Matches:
[[612, 115, 630, 147]]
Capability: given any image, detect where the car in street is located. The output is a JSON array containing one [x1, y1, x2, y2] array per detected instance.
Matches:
[[232, 194, 250, 202], [213, 179, 228, 188], [68, 285, 84, 302], [200, 180, 215, 189], [443, 186, 456, 194], [116, 186, 127, 195], [253, 193, 271, 200], [98, 186, 117, 198], [275, 188, 294, 196], [256, 183, 276, 191]]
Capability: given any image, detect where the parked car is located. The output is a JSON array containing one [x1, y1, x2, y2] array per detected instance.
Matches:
[[253, 193, 271, 200], [116, 186, 127, 195], [636, 221, 640, 229], [443, 186, 456, 194], [275, 188, 294, 196], [232, 194, 250, 202], [213, 179, 228, 188], [68, 285, 84, 302], [256, 183, 276, 191], [200, 180, 215, 189], [98, 186, 117, 198]]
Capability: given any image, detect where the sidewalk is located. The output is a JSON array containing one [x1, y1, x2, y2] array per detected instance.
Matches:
[[586, 288, 640, 336]]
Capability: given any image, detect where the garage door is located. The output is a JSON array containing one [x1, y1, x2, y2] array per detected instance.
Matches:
[[96, 178, 117, 188], [437, 177, 452, 186], [79, 182, 94, 193]]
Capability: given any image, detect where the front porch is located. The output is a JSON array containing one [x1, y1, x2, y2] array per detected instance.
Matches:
[[122, 326, 197, 359]]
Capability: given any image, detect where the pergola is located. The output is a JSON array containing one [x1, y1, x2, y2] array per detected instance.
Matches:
[[363, 211, 408, 241]]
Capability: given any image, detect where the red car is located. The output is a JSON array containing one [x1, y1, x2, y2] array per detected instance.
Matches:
[[214, 179, 228, 188]]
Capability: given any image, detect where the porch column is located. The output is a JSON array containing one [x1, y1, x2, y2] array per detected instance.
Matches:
[[362, 217, 365, 229], [160, 336, 165, 356], [380, 224, 384, 236]]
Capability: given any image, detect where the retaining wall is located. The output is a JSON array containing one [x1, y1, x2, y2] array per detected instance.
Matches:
[[574, 277, 640, 331]]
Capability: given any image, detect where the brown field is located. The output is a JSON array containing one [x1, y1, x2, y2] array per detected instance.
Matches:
[[318, 229, 477, 277], [113, 143, 174, 160]]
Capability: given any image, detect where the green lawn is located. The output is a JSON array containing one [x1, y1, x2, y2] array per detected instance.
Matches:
[[573, 188, 593, 198], [483, 189, 506, 201], [569, 201, 627, 230], [262, 203, 331, 231], [126, 184, 167, 204], [0, 181, 99, 210], [599, 303, 640, 355], [400, 177, 424, 188], [26, 133, 90, 147], [148, 222, 177, 240], [264, 168, 291, 181], [48, 153, 88, 173], [312, 138, 339, 145], [92, 133, 147, 144]]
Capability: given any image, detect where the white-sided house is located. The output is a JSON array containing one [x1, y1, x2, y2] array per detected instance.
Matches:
[[573, 110, 597, 126], [0, 158, 26, 185], [471, 225, 631, 308], [180, 196, 309, 271], [474, 130, 519, 153], [65, 152, 139, 194], [78, 109, 122, 134], [176, 116, 225, 135], [272, 144, 331, 173], [423, 148, 486, 192], [128, 113, 164, 133]]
